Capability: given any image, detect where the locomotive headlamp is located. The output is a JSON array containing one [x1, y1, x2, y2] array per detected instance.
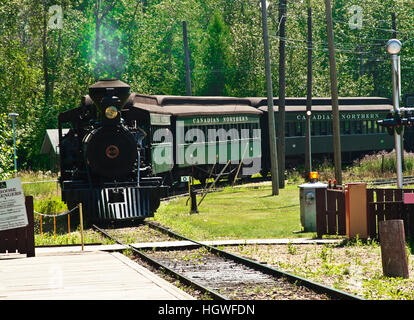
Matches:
[[105, 106, 118, 119], [386, 39, 402, 55]]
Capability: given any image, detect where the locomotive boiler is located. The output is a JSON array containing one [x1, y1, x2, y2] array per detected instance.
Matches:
[[58, 79, 165, 223]]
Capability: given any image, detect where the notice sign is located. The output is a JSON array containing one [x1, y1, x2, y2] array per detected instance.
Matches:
[[0, 178, 28, 231]]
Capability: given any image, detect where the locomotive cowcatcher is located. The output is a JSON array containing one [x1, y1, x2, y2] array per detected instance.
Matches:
[[58, 79, 166, 224]]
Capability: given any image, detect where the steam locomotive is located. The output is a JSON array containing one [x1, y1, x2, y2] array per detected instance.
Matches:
[[58, 79, 166, 223]]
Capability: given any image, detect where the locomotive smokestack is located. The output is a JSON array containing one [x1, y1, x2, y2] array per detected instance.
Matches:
[[88, 79, 130, 109]]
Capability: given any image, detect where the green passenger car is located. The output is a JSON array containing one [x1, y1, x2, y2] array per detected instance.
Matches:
[[253, 97, 395, 173], [126, 95, 262, 185]]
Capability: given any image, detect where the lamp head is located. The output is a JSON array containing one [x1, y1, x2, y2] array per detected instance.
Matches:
[[8, 113, 19, 119], [386, 39, 402, 55]]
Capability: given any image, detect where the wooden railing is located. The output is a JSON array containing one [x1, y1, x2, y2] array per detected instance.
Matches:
[[367, 188, 414, 239], [316, 187, 414, 240], [0, 196, 35, 257], [316, 188, 346, 238]]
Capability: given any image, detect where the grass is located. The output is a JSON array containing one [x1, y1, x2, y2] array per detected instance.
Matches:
[[10, 165, 414, 300], [34, 229, 113, 246], [151, 183, 314, 240], [15, 149, 414, 245], [317, 150, 414, 182]]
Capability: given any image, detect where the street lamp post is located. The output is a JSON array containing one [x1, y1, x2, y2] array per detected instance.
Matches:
[[8, 113, 18, 174], [386, 39, 403, 189]]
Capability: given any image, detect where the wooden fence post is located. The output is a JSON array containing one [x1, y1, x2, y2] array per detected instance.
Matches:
[[315, 188, 327, 238], [345, 183, 368, 239], [379, 219, 409, 279], [25, 196, 35, 257]]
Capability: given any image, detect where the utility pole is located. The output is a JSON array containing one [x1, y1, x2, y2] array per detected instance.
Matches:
[[305, 0, 313, 180], [278, 0, 286, 189], [324, 0, 342, 185], [182, 20, 192, 96], [260, 0, 279, 196]]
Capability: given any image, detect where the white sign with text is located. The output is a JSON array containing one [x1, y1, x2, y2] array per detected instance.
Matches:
[[0, 178, 28, 231]]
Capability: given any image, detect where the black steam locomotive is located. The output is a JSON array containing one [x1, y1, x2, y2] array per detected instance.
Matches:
[[58, 79, 165, 223]]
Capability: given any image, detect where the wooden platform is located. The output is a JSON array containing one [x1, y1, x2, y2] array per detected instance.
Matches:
[[0, 250, 194, 300]]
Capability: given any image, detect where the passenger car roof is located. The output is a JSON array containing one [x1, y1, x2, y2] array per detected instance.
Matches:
[[126, 93, 393, 115], [129, 94, 262, 116]]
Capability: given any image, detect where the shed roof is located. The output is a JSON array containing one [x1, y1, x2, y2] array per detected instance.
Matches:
[[40, 129, 69, 155]]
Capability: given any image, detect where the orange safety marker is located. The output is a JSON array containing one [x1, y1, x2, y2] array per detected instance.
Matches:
[[68, 214, 71, 239], [53, 216, 56, 239]]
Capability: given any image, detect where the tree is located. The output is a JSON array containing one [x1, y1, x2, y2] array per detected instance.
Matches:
[[0, 0, 413, 171], [197, 10, 231, 96], [0, 114, 15, 180]]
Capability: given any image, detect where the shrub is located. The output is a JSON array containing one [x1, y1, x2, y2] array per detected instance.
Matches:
[[0, 113, 15, 180]]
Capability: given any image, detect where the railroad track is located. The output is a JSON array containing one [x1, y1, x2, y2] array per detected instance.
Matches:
[[344, 175, 414, 187], [92, 222, 363, 301], [92, 224, 228, 300], [363, 175, 414, 186]]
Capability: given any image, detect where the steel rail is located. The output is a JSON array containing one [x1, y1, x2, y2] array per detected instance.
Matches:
[[351, 175, 414, 186], [91, 224, 229, 301], [144, 221, 364, 301]]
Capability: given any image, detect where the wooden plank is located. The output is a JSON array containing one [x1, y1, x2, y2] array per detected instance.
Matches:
[[395, 189, 403, 202], [409, 206, 414, 239], [367, 189, 376, 238], [376, 189, 385, 224], [384, 189, 394, 202], [0, 251, 193, 300], [327, 190, 337, 235], [16, 226, 27, 254], [0, 231, 5, 253], [316, 188, 327, 238], [337, 191, 346, 235], [384, 190, 396, 220], [6, 229, 17, 253], [25, 196, 35, 257]]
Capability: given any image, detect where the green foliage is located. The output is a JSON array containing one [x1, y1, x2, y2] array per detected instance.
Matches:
[[34, 196, 67, 215], [35, 229, 113, 246], [197, 10, 231, 96], [0, 113, 15, 179], [0, 0, 413, 169], [350, 150, 414, 178], [152, 184, 313, 240]]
